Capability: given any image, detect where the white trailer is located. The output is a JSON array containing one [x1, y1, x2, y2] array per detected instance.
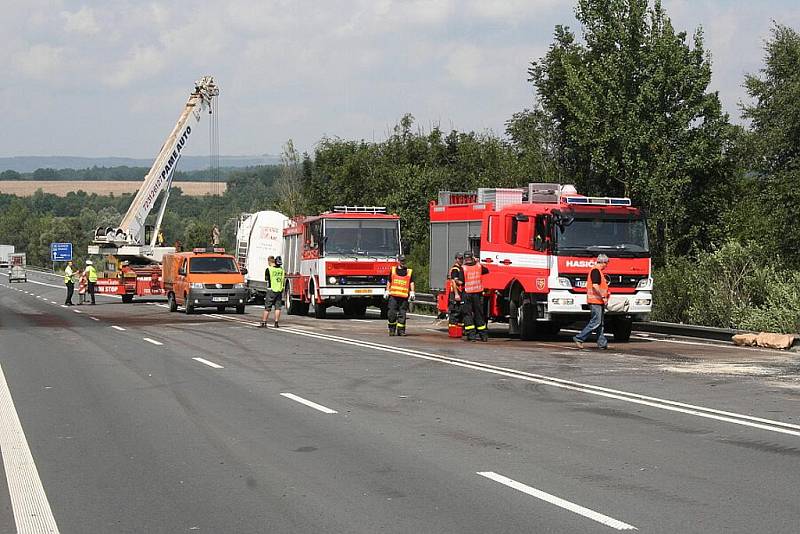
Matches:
[[8, 253, 26, 283], [0, 245, 14, 268], [235, 210, 289, 298]]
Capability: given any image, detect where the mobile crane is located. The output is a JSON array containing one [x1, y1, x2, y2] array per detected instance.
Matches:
[[87, 76, 219, 302]]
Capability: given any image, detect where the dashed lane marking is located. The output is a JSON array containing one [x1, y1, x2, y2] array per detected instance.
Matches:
[[192, 357, 224, 369], [89, 317, 100, 321], [111, 326, 126, 331], [0, 364, 61, 533], [477, 472, 636, 531], [143, 337, 163, 346], [280, 393, 338, 414]]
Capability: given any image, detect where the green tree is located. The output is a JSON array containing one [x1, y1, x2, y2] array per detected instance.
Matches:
[[740, 24, 800, 263], [528, 0, 734, 261], [274, 139, 306, 217]]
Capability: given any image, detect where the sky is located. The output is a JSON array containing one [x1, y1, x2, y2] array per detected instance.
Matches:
[[2, 0, 799, 159]]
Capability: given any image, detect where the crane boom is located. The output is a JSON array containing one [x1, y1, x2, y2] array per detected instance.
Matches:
[[94, 76, 219, 250]]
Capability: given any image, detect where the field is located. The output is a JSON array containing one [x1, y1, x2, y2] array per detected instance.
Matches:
[[0, 181, 226, 197]]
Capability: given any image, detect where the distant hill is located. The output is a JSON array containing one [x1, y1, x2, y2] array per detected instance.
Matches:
[[0, 155, 281, 173]]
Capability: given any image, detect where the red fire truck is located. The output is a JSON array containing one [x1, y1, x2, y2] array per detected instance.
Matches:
[[283, 206, 402, 318], [430, 184, 652, 341]]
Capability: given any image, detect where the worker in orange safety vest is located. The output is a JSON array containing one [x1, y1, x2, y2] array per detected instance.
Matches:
[[573, 254, 610, 349], [461, 250, 489, 342], [384, 255, 415, 336]]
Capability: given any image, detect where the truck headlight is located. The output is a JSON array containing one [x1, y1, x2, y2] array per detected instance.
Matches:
[[635, 299, 652, 306], [636, 278, 653, 290], [190, 282, 204, 289], [551, 298, 574, 305], [328, 276, 337, 284], [234, 283, 245, 289], [556, 277, 572, 288]]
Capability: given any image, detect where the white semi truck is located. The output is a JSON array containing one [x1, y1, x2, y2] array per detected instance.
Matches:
[[235, 210, 290, 300]]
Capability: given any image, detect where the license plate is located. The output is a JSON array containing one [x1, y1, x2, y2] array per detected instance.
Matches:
[[354, 289, 372, 294], [212, 296, 229, 302]]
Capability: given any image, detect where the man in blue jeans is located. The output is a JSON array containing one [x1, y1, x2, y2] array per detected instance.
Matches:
[[574, 254, 609, 350]]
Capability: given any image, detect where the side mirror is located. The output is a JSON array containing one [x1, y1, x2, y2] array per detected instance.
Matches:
[[241, 268, 248, 275], [514, 213, 529, 222], [178, 268, 186, 276]]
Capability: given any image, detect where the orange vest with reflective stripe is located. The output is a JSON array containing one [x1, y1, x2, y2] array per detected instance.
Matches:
[[389, 267, 412, 298], [586, 267, 609, 305], [463, 263, 483, 294]]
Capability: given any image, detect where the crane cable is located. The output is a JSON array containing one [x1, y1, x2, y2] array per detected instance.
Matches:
[[208, 94, 221, 229]]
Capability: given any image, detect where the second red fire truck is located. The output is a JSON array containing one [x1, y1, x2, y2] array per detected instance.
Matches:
[[430, 184, 652, 341], [283, 206, 402, 318]]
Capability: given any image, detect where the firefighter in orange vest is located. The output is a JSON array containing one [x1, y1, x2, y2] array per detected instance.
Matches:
[[573, 254, 610, 349], [384, 255, 415, 336], [461, 250, 489, 342], [448, 252, 465, 330]]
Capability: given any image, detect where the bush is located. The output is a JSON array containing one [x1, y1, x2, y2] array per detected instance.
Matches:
[[653, 240, 800, 333]]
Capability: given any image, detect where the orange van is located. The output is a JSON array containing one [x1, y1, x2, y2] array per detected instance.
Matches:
[[163, 248, 248, 314]]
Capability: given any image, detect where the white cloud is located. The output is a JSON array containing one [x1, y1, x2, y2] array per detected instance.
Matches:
[[61, 7, 100, 35], [103, 45, 166, 88], [17, 44, 65, 80]]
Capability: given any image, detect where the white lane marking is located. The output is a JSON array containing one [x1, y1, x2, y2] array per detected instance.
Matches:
[[477, 472, 636, 531], [89, 317, 99, 321], [111, 325, 126, 331], [279, 327, 800, 436], [49, 301, 57, 305], [280, 393, 338, 414], [199, 312, 800, 436], [349, 319, 372, 323], [72, 309, 82, 314], [143, 337, 163, 346], [192, 357, 224, 369], [60, 305, 68, 308], [0, 364, 61, 533]]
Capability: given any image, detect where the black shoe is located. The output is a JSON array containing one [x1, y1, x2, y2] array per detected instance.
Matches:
[[273, 322, 279, 328], [389, 330, 396, 337], [397, 329, 406, 336], [258, 321, 267, 328], [480, 334, 488, 342]]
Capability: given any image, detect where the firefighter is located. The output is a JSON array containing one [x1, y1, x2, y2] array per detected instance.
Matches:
[[84, 260, 98, 305], [261, 256, 285, 328], [461, 250, 489, 342], [448, 252, 465, 331], [63, 260, 77, 305], [573, 254, 609, 350], [385, 255, 415, 336]]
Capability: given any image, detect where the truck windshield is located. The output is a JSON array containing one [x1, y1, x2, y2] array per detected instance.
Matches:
[[189, 257, 239, 273], [324, 219, 400, 258], [556, 217, 649, 257]]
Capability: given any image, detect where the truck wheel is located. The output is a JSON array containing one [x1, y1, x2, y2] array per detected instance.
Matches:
[[236, 304, 245, 314], [312, 301, 327, 319], [354, 302, 368, 318], [122, 294, 133, 303], [217, 305, 226, 313], [611, 318, 633, 342], [184, 295, 194, 315], [518, 302, 537, 341], [168, 293, 177, 312], [342, 300, 355, 317]]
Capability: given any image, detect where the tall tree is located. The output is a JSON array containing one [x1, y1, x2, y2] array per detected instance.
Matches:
[[274, 139, 306, 217], [528, 0, 734, 261], [740, 24, 800, 263]]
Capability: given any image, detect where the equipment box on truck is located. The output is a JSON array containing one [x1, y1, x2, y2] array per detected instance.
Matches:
[[163, 248, 248, 314]]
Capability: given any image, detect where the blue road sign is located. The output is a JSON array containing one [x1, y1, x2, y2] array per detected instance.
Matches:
[[50, 242, 73, 262]]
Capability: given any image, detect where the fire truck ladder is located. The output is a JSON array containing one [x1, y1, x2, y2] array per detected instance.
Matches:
[[235, 212, 254, 269]]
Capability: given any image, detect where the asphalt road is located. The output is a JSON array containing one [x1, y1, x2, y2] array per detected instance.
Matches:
[[1, 269, 799, 533]]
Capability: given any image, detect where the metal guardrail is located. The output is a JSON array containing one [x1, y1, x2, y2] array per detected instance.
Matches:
[[415, 291, 741, 343]]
